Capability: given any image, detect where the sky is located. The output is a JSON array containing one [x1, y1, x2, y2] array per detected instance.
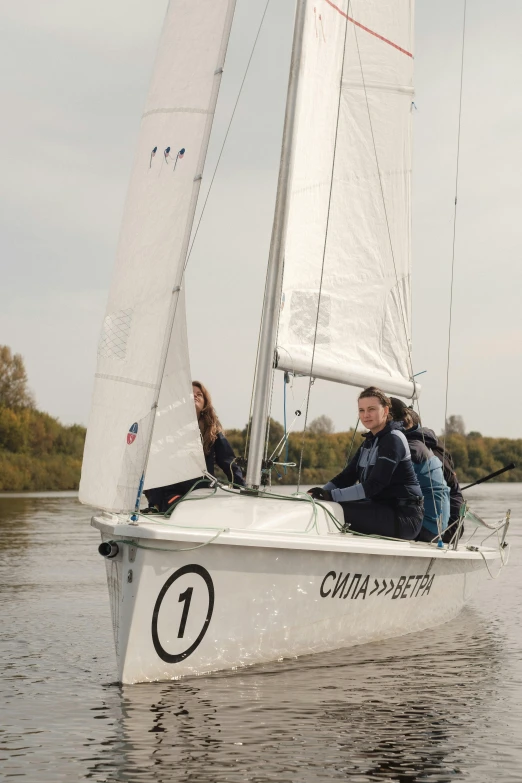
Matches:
[[1, 0, 521, 438]]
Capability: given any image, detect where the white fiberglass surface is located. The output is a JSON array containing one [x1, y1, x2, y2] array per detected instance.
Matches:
[[151, 489, 344, 535]]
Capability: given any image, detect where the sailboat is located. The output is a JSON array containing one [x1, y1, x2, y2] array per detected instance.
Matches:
[[80, 0, 509, 684]]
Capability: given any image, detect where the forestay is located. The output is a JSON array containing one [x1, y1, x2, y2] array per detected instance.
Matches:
[[276, 0, 416, 398], [80, 0, 237, 512]]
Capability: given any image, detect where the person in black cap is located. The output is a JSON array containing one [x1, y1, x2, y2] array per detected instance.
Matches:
[[307, 387, 424, 540], [389, 398, 464, 543]]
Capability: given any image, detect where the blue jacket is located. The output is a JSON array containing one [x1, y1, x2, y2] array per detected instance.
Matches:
[[324, 422, 422, 507], [420, 427, 464, 524], [404, 426, 450, 536]]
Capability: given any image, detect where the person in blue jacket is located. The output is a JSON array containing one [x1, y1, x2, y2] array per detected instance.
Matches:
[[144, 380, 244, 513], [390, 398, 451, 542], [308, 387, 424, 540]]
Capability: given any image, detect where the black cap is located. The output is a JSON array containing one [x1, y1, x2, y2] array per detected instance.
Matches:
[[390, 397, 408, 421], [390, 397, 419, 426]]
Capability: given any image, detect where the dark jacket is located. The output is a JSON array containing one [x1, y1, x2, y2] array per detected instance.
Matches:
[[205, 431, 244, 486], [324, 422, 422, 507], [404, 425, 450, 535], [415, 427, 464, 524]]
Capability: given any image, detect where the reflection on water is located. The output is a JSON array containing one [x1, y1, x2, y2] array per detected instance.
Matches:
[[0, 486, 521, 782]]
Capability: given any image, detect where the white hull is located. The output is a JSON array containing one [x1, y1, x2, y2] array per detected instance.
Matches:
[[92, 491, 501, 684]]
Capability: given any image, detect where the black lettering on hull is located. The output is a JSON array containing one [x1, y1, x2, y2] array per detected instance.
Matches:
[[319, 570, 437, 601]]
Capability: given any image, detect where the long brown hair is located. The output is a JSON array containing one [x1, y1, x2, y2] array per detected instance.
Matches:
[[193, 380, 222, 454], [358, 386, 392, 422]]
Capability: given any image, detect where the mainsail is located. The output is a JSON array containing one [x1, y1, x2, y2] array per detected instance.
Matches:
[[276, 0, 416, 398], [80, 0, 237, 512]]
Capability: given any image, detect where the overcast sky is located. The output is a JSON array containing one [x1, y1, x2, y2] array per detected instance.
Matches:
[[1, 0, 521, 438]]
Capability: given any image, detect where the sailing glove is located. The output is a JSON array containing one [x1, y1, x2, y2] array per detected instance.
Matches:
[[307, 487, 332, 501]]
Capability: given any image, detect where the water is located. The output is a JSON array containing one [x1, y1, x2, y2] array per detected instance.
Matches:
[[1, 486, 521, 782]]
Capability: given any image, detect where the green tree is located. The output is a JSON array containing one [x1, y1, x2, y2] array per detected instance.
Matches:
[[308, 415, 335, 434], [0, 346, 34, 408], [445, 415, 466, 436]]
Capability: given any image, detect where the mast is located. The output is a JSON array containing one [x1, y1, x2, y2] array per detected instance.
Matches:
[[245, 0, 308, 489]]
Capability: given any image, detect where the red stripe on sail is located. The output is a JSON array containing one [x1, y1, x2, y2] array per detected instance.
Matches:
[[323, 0, 413, 58]]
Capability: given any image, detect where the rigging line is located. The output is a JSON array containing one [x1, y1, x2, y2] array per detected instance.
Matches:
[[442, 0, 468, 467], [352, 21, 415, 385], [345, 418, 360, 465], [269, 390, 309, 461], [283, 374, 288, 473], [183, 0, 272, 274], [297, 0, 353, 492]]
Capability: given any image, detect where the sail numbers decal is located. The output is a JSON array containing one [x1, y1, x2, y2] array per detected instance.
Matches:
[[151, 564, 214, 664], [320, 571, 435, 601]]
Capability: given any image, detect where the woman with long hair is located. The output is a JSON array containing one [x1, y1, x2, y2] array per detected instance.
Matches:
[[144, 380, 244, 513], [308, 386, 424, 540]]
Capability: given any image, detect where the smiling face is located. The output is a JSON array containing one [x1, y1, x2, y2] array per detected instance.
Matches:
[[358, 396, 390, 435], [193, 384, 205, 415]]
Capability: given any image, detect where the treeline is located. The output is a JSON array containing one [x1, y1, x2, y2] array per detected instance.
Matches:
[[0, 410, 521, 492], [0, 345, 86, 491], [0, 406, 86, 491], [1, 336, 521, 491], [225, 420, 522, 486]]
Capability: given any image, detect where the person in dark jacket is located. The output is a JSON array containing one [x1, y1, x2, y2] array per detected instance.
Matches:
[[308, 387, 424, 540], [390, 399, 450, 542], [144, 380, 244, 513], [425, 427, 465, 541]]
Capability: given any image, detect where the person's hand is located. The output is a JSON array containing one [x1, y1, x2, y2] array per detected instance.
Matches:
[[307, 487, 332, 501]]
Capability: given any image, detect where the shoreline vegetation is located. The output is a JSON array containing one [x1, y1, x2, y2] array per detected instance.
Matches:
[[0, 406, 84, 492], [0, 408, 521, 492], [0, 346, 84, 492], [226, 419, 522, 487], [1, 346, 520, 491]]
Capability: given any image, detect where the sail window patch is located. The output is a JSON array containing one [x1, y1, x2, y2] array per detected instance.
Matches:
[[289, 291, 331, 345], [98, 309, 133, 361]]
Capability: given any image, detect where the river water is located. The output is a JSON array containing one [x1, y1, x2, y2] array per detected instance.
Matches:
[[1, 485, 521, 782]]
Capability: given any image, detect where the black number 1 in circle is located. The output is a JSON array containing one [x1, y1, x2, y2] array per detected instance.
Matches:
[[177, 587, 193, 638], [152, 564, 214, 664]]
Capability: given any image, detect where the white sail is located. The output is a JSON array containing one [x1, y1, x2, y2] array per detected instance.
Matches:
[[80, 0, 237, 512], [276, 0, 416, 398], [145, 289, 204, 493]]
